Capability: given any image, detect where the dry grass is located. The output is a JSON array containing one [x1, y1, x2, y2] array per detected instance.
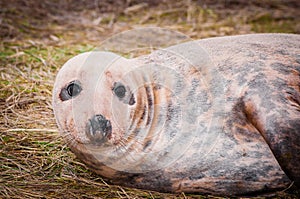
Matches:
[[0, 0, 300, 198]]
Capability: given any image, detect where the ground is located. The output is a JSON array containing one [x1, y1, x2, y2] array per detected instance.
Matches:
[[0, 0, 300, 198]]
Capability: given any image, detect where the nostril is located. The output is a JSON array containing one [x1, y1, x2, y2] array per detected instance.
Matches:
[[104, 120, 112, 136], [95, 114, 106, 128], [95, 114, 104, 122]]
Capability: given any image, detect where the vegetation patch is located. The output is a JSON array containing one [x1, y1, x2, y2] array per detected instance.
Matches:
[[1, 0, 299, 198]]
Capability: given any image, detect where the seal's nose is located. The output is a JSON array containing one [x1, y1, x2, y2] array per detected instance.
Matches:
[[86, 114, 112, 143]]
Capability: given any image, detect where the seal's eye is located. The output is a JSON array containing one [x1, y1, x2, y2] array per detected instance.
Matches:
[[113, 82, 126, 99], [67, 82, 81, 97], [60, 80, 82, 101]]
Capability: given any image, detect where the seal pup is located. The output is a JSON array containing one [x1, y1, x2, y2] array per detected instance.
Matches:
[[52, 33, 300, 196]]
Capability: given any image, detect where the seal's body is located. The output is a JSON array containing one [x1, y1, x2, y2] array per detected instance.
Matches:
[[53, 34, 300, 196]]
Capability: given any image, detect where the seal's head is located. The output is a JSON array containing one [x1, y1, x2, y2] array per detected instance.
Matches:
[[52, 51, 134, 147]]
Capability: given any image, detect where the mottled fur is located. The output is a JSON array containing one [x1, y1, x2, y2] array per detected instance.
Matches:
[[53, 34, 300, 196]]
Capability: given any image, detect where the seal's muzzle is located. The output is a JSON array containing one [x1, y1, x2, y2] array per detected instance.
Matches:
[[86, 114, 112, 143]]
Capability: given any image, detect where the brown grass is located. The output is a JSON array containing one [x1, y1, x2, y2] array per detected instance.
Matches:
[[0, 0, 300, 198]]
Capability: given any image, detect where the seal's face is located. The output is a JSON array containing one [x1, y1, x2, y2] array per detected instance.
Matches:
[[52, 51, 134, 147]]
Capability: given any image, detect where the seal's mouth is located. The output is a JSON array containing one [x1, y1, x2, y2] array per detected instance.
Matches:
[[85, 114, 112, 144]]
